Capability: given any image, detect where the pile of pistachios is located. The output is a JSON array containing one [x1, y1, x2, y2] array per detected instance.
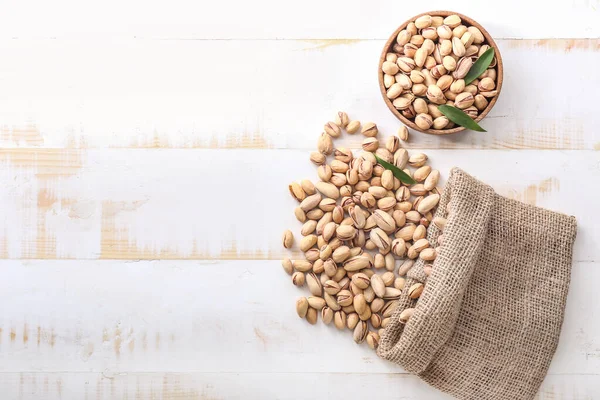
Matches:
[[282, 113, 444, 350], [381, 14, 498, 131]]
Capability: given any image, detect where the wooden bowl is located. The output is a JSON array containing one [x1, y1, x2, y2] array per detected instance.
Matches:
[[378, 11, 503, 135]]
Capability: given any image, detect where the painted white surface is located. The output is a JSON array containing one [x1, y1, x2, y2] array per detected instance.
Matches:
[[1, 0, 599, 398]]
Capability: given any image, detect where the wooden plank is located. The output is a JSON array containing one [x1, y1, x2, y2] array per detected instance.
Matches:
[[1, 0, 599, 39], [0, 260, 597, 376], [0, 39, 598, 150], [0, 148, 595, 261], [0, 371, 598, 400]]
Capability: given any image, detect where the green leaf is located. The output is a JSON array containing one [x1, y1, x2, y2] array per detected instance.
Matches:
[[464, 47, 495, 85], [374, 155, 416, 185], [438, 105, 487, 132]]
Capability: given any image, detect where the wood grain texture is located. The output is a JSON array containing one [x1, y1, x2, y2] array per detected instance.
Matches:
[[1, 372, 599, 399], [0, 260, 597, 376], [0, 148, 596, 261], [0, 0, 599, 39], [0, 39, 597, 150]]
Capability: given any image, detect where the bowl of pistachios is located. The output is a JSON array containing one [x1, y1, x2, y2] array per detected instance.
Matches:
[[378, 11, 503, 134]]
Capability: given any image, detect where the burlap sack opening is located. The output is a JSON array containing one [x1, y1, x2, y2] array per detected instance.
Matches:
[[377, 168, 577, 400]]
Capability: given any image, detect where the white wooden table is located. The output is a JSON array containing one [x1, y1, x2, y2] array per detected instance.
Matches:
[[1, 1, 599, 398]]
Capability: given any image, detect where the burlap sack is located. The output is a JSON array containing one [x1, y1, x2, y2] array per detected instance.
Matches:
[[377, 168, 577, 400]]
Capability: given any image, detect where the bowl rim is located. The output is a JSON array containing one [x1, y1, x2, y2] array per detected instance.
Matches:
[[378, 10, 504, 135]]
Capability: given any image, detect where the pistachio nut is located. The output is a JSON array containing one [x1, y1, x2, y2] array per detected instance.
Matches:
[[392, 96, 412, 111], [420, 248, 437, 261], [408, 70, 424, 85], [348, 205, 366, 229], [413, 224, 427, 241], [431, 116, 449, 130], [412, 98, 427, 115], [377, 196, 396, 211], [361, 122, 378, 137], [382, 60, 399, 75], [415, 113, 433, 130], [436, 75, 453, 92], [423, 169, 440, 191], [453, 57, 473, 79], [383, 74, 394, 89], [397, 259, 415, 277], [465, 45, 479, 57], [453, 92, 474, 110], [426, 85, 446, 105], [374, 253, 385, 269], [392, 210, 406, 228], [334, 310, 346, 330], [321, 306, 334, 325], [346, 312, 359, 330], [381, 169, 394, 190], [403, 43, 418, 58], [361, 137, 379, 152], [330, 246, 349, 265], [427, 103, 443, 118], [307, 296, 326, 310], [467, 26, 484, 44], [299, 180, 315, 197], [408, 153, 428, 167], [305, 248, 319, 262], [396, 29, 411, 46], [408, 283, 425, 299], [453, 24, 468, 37], [317, 132, 333, 155], [299, 193, 322, 212], [353, 293, 368, 315], [351, 273, 371, 290], [282, 230, 294, 249], [370, 298, 385, 313], [388, 238, 404, 257], [324, 121, 341, 138], [382, 300, 399, 318], [433, 216, 447, 231], [461, 31, 474, 47], [298, 234, 316, 252], [383, 287, 402, 300], [346, 120, 361, 134], [310, 151, 325, 165], [336, 224, 356, 241], [415, 14, 432, 29], [359, 307, 372, 322], [353, 321, 368, 344], [292, 271, 305, 287], [464, 105, 479, 118], [478, 77, 496, 92], [406, 210, 421, 224], [296, 297, 309, 318], [337, 289, 354, 307], [440, 39, 453, 56], [412, 83, 427, 96], [481, 90, 498, 98], [282, 258, 293, 275], [396, 57, 416, 73], [451, 36, 466, 57], [306, 272, 322, 296], [370, 228, 392, 253], [399, 307, 415, 323], [396, 225, 416, 242], [394, 277, 406, 290], [450, 78, 465, 93], [437, 24, 453, 39], [474, 94, 489, 111], [440, 56, 456, 72], [343, 255, 372, 271], [368, 274, 385, 298], [430, 64, 447, 79]]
